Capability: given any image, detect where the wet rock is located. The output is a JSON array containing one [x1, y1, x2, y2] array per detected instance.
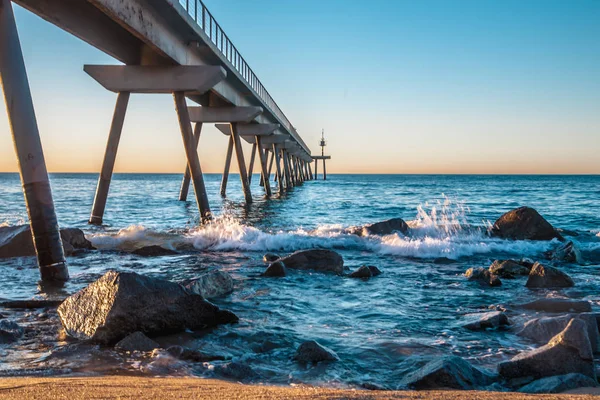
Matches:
[[361, 218, 409, 236], [0, 320, 24, 343], [114, 331, 159, 352], [183, 270, 234, 299], [57, 270, 238, 344], [166, 345, 225, 362], [263, 261, 286, 277], [518, 373, 599, 394], [1, 299, 64, 309], [465, 267, 502, 287], [526, 263, 574, 289], [278, 249, 344, 274], [349, 266, 373, 278], [215, 362, 257, 380], [132, 245, 177, 257], [0, 225, 94, 258], [518, 314, 600, 353], [263, 253, 280, 263], [462, 311, 510, 331], [398, 356, 494, 390], [519, 299, 591, 313], [546, 241, 583, 264], [488, 260, 531, 278], [498, 319, 596, 380], [367, 266, 382, 276], [491, 207, 563, 241], [293, 340, 338, 363]]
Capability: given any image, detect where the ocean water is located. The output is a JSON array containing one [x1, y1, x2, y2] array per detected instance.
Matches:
[[1, 173, 600, 388]]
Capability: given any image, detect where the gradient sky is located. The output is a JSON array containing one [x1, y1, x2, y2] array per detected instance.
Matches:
[[1, 0, 599, 174]]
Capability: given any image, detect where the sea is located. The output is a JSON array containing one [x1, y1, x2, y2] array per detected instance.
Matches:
[[1, 173, 599, 388]]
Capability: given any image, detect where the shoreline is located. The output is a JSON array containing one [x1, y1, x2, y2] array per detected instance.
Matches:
[[0, 376, 599, 399]]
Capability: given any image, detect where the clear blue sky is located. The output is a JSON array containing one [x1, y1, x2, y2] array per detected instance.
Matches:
[[1, 0, 599, 173]]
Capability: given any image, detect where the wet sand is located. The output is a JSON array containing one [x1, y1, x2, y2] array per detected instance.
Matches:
[[0, 376, 599, 399]]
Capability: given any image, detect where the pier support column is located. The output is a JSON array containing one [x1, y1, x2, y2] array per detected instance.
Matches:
[[178, 122, 202, 201], [282, 151, 292, 189], [267, 150, 274, 183], [89, 92, 130, 224], [256, 137, 271, 197], [247, 142, 257, 185], [0, 0, 68, 281], [273, 145, 284, 193], [220, 135, 233, 197], [314, 160, 318, 180], [308, 162, 313, 180], [173, 92, 211, 222], [323, 159, 327, 180], [231, 123, 252, 204]]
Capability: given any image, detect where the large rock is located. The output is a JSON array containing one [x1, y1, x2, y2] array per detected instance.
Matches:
[[546, 241, 583, 264], [114, 331, 159, 352], [263, 261, 287, 277], [491, 207, 563, 241], [132, 245, 177, 257], [465, 267, 502, 287], [518, 373, 599, 394], [0, 320, 24, 344], [526, 263, 574, 289], [519, 298, 591, 313], [518, 315, 600, 353], [461, 311, 509, 331], [488, 260, 531, 278], [361, 218, 409, 236], [278, 249, 344, 274], [498, 319, 596, 380], [0, 225, 94, 258], [57, 271, 238, 344], [293, 340, 338, 363], [349, 265, 373, 278], [398, 356, 494, 390], [183, 270, 234, 299], [263, 253, 280, 263]]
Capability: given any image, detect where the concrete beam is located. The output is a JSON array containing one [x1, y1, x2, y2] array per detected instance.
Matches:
[[188, 106, 263, 123], [312, 155, 332, 160], [84, 65, 226, 94], [215, 123, 279, 137]]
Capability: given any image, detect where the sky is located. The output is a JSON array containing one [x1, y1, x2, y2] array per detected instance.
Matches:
[[1, 0, 599, 174]]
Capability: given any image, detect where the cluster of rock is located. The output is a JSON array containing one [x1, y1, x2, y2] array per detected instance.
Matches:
[[0, 225, 94, 258]]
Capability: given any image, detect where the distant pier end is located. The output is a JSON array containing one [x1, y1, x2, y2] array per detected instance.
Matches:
[[312, 130, 331, 180]]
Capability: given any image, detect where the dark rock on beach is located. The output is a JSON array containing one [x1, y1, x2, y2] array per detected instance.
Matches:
[[518, 373, 599, 394], [498, 319, 596, 380], [546, 241, 583, 264], [519, 298, 591, 313], [278, 249, 344, 274], [183, 270, 234, 299], [0, 299, 64, 309], [132, 245, 178, 257], [263, 253, 280, 263], [166, 345, 226, 362], [57, 270, 238, 344], [398, 356, 494, 390], [488, 260, 531, 278], [293, 340, 338, 364], [0, 225, 94, 258], [518, 314, 600, 353], [215, 362, 258, 381], [114, 331, 159, 352], [491, 207, 563, 241], [349, 265, 373, 278], [361, 218, 409, 236], [0, 320, 24, 344], [263, 261, 287, 277], [462, 311, 509, 331], [526, 262, 574, 289], [465, 267, 502, 287]]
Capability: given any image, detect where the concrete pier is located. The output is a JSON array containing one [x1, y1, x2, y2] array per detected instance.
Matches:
[[220, 135, 234, 197], [0, 0, 68, 281], [178, 122, 203, 202], [231, 123, 252, 204]]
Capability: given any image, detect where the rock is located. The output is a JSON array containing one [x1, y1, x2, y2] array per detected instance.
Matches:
[[263, 253, 280, 263], [361, 218, 409, 236], [491, 207, 563, 241], [367, 266, 382, 276], [131, 245, 177, 257], [488, 260, 531, 278], [1, 299, 64, 309], [546, 241, 583, 264], [519, 298, 591, 313], [293, 340, 338, 363], [518, 315, 600, 353], [398, 356, 494, 390], [526, 263, 574, 289], [114, 331, 159, 352], [165, 345, 225, 362], [263, 261, 286, 277], [498, 319, 596, 380], [462, 311, 510, 331], [0, 320, 24, 344], [57, 270, 238, 344], [518, 373, 599, 394], [215, 362, 257, 381], [349, 266, 372, 278], [465, 267, 502, 287], [183, 270, 234, 299], [278, 249, 344, 274], [0, 225, 94, 258]]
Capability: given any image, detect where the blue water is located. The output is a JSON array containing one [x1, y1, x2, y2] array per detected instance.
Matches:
[[1, 173, 600, 387]]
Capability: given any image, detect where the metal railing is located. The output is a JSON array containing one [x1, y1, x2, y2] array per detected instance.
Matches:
[[177, 0, 308, 153]]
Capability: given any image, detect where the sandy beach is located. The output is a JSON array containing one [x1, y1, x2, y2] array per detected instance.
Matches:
[[0, 377, 599, 400]]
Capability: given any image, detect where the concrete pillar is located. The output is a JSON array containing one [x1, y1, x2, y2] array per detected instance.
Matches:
[[282, 151, 292, 189], [255, 136, 271, 197], [231, 123, 252, 204], [247, 142, 257, 185], [220, 135, 233, 197], [178, 122, 202, 201], [273, 144, 284, 193], [314, 159, 318, 180], [323, 159, 327, 180], [89, 92, 130, 224], [267, 150, 275, 183], [0, 0, 68, 281], [308, 162, 313, 180], [173, 92, 211, 222]]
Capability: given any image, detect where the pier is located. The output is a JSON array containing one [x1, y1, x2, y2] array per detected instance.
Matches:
[[1, 0, 318, 280]]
